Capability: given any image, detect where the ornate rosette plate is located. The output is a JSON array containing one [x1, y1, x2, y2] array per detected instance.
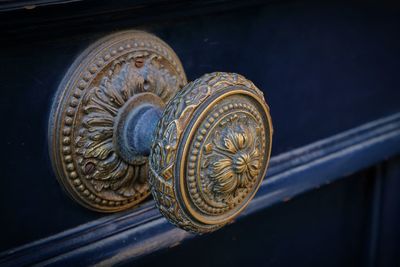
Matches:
[[49, 31, 187, 212], [149, 72, 273, 233]]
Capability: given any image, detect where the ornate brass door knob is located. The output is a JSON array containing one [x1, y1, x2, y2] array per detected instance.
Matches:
[[49, 31, 272, 233]]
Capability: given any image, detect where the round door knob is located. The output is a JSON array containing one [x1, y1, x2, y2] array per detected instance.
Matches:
[[149, 72, 272, 233], [49, 31, 272, 233]]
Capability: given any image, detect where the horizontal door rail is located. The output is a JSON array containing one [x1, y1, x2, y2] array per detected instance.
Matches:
[[1, 112, 400, 267]]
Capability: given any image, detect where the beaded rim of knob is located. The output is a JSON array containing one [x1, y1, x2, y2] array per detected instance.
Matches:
[[149, 72, 273, 233]]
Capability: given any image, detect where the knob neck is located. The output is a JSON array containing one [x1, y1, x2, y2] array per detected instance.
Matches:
[[114, 92, 165, 165], [125, 104, 162, 156]]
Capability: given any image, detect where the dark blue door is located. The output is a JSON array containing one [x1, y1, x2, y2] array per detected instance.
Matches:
[[0, 1, 399, 266]]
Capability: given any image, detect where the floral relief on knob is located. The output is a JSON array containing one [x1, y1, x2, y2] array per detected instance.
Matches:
[[209, 123, 261, 202], [186, 99, 266, 220]]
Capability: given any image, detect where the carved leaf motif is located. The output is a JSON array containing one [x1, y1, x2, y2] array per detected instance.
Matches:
[[77, 55, 181, 197]]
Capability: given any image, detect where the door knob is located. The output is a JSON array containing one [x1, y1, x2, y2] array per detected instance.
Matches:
[[49, 31, 272, 233]]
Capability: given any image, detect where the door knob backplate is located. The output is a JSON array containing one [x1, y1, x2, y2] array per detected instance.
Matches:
[[49, 31, 186, 212]]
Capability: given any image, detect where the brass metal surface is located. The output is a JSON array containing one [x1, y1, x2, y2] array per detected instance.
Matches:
[[149, 72, 273, 233], [49, 31, 186, 212]]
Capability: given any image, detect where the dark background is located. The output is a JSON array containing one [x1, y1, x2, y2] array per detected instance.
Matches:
[[0, 1, 400, 266]]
